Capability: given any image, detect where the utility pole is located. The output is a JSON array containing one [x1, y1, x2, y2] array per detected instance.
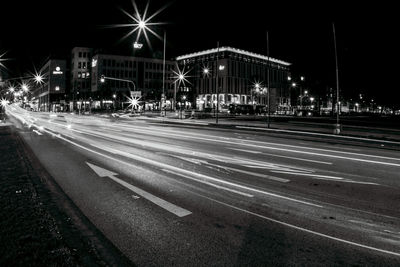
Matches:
[[216, 41, 219, 124], [333, 22, 341, 134], [162, 30, 166, 116], [266, 31, 271, 128]]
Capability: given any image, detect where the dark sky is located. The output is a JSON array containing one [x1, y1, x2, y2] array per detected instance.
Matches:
[[0, 0, 398, 106]]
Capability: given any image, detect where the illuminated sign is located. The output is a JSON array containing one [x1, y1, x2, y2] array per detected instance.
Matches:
[[219, 65, 225, 70], [55, 86, 60, 91], [53, 66, 63, 75], [92, 59, 97, 67], [133, 42, 143, 49]]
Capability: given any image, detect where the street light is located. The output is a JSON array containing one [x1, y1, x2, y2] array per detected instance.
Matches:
[[332, 22, 341, 134], [172, 65, 190, 112], [21, 82, 29, 93], [100, 75, 137, 111], [34, 74, 44, 84]]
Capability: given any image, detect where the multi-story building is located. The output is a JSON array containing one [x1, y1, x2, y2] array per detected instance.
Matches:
[[70, 47, 93, 110], [32, 59, 67, 112], [91, 53, 176, 110], [176, 46, 291, 112]]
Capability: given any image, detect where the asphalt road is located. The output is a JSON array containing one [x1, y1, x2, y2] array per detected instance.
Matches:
[[5, 105, 400, 266]]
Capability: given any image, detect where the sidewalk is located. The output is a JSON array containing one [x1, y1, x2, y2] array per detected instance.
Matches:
[[0, 125, 132, 266]]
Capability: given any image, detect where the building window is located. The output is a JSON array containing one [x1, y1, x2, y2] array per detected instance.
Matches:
[[83, 62, 86, 69], [78, 62, 81, 69], [78, 72, 81, 78], [79, 52, 82, 58]]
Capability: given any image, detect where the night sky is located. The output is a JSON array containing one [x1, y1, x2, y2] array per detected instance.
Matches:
[[1, 0, 398, 107]]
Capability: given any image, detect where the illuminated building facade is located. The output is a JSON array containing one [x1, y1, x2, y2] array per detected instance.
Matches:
[[91, 53, 176, 110], [70, 47, 93, 110], [32, 59, 67, 112], [176, 46, 291, 112]]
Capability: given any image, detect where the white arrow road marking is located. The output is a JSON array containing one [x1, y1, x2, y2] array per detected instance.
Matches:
[[86, 162, 192, 218]]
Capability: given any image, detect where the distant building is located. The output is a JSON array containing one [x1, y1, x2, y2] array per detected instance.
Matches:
[[0, 68, 9, 87], [90, 53, 175, 110], [176, 46, 291, 112], [70, 47, 93, 110], [32, 59, 67, 112]]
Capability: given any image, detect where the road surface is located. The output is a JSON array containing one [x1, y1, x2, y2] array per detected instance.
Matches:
[[5, 105, 400, 266]]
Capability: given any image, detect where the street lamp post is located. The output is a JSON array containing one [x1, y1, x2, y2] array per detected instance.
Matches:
[[100, 75, 136, 94], [333, 22, 341, 134], [162, 30, 166, 116], [216, 41, 220, 124], [100, 75, 137, 111], [266, 31, 270, 128]]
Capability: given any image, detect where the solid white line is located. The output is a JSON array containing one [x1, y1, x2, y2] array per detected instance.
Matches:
[[227, 148, 263, 154], [161, 169, 254, 198], [196, 193, 400, 257], [107, 174, 192, 217]]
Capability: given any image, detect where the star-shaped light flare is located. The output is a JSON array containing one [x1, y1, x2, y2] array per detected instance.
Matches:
[[126, 95, 142, 112], [0, 51, 9, 69], [172, 65, 191, 87], [0, 98, 9, 108], [105, 1, 170, 50]]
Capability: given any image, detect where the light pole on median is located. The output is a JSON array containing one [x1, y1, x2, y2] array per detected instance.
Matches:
[[332, 22, 341, 134], [162, 30, 166, 116], [216, 41, 220, 124], [266, 31, 270, 128]]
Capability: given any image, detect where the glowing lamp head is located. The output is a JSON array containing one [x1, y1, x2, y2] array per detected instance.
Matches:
[[9, 86, 15, 93], [179, 74, 184, 80], [34, 74, 43, 84], [292, 82, 296, 87], [0, 98, 9, 107], [255, 83, 260, 89], [287, 76, 291, 81], [203, 68, 209, 74], [22, 84, 29, 92], [300, 76, 305, 81]]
